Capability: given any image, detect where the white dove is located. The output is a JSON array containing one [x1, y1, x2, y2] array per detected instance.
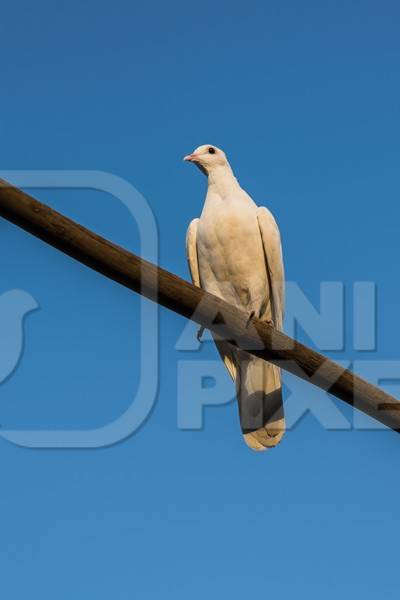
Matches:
[[184, 144, 285, 451]]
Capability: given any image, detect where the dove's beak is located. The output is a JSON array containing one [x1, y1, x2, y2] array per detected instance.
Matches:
[[183, 154, 197, 162]]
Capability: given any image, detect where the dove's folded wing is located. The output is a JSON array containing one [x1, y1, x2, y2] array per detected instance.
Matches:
[[256, 207, 285, 331], [186, 218, 200, 287], [186, 217, 238, 381]]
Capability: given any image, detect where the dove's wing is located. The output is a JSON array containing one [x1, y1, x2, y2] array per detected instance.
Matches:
[[186, 218, 200, 287], [257, 207, 285, 331], [186, 217, 238, 380]]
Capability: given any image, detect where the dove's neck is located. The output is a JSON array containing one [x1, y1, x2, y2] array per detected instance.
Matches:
[[207, 164, 240, 199]]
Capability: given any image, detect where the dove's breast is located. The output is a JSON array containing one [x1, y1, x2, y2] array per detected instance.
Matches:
[[196, 195, 269, 313]]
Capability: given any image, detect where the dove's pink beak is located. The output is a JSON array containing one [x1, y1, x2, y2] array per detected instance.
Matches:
[[183, 154, 197, 162]]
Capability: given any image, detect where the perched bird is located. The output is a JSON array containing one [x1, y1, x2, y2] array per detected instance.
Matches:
[[184, 144, 285, 451]]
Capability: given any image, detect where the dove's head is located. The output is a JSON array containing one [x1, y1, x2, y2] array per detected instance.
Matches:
[[184, 144, 229, 176]]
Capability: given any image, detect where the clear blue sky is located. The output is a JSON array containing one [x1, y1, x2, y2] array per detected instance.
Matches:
[[1, 0, 400, 597]]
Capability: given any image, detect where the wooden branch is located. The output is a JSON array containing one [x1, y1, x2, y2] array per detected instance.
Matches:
[[0, 177, 399, 432]]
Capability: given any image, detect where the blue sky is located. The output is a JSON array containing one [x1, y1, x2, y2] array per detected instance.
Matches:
[[0, 0, 400, 597]]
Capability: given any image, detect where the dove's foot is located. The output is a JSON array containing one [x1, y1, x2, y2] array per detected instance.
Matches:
[[266, 319, 275, 328], [197, 325, 205, 343], [245, 311, 255, 329]]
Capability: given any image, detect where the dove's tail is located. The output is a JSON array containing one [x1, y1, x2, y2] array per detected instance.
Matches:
[[238, 353, 285, 451], [215, 340, 285, 451]]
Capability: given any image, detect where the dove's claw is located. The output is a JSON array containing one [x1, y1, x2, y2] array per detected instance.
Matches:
[[245, 311, 255, 328], [197, 326, 205, 342]]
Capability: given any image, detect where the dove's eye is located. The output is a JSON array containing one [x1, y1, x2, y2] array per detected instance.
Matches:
[[208, 147, 215, 154]]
